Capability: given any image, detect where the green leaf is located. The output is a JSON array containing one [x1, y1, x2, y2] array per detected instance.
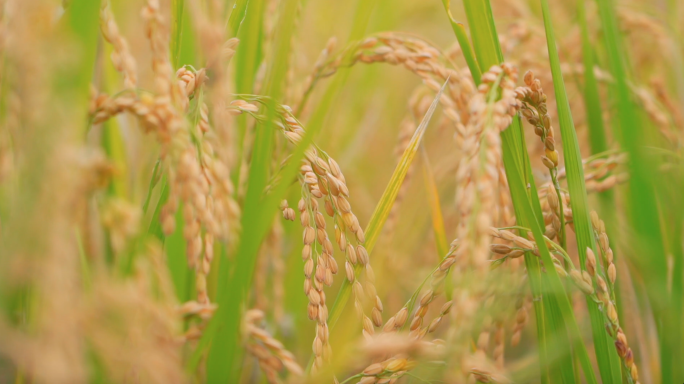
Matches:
[[147, 177, 169, 239], [171, 0, 185, 69], [204, 0, 302, 380], [233, 0, 265, 189], [450, 1, 594, 382], [578, 0, 621, 326], [419, 149, 453, 300], [165, 205, 190, 302], [227, 0, 251, 37], [101, 119, 128, 198], [327, 79, 447, 331], [577, 0, 615, 242], [461, 0, 503, 71], [595, 0, 678, 379], [97, 35, 130, 199], [420, 147, 449, 258], [539, 0, 623, 381], [541, 291, 577, 384], [195, 0, 380, 374], [455, 1, 570, 382], [177, 0, 196, 68], [489, 257, 506, 270], [99, 37, 130, 199], [440, 0, 481, 83], [504, 145, 598, 384], [501, 127, 549, 384], [62, 0, 100, 124], [578, 0, 608, 156]]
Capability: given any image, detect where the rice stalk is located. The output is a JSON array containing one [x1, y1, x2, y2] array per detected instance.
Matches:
[[0, 1, 680, 383]]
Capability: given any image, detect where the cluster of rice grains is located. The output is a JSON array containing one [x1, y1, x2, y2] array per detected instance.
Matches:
[[515, 71, 565, 244], [92, 0, 241, 345], [92, 18, 637, 383], [452, 64, 520, 270], [301, 33, 476, 138], [1, 0, 666, 382], [294, 38, 529, 380], [278, 108, 384, 375]]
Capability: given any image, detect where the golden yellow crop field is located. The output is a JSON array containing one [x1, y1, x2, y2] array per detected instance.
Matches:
[[0, 0, 682, 383]]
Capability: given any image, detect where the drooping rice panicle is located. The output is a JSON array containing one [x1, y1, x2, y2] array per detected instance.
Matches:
[[99, 0, 138, 89], [244, 309, 303, 383], [451, 63, 520, 271], [1, 1, 678, 383], [515, 70, 566, 246]]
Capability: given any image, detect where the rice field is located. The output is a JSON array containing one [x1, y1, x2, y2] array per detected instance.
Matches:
[[0, 0, 682, 383]]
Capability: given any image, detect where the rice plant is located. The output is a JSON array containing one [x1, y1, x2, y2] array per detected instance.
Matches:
[[0, 0, 681, 383]]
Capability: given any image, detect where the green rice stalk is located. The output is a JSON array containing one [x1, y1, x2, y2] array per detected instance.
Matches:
[[594, 0, 680, 380], [539, 0, 623, 381]]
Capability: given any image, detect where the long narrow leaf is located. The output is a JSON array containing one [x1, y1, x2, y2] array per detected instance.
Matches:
[[63, 0, 100, 124], [595, 0, 678, 380], [461, 0, 502, 74], [165, 206, 190, 301], [440, 0, 481, 83], [232, 0, 265, 188], [420, 147, 452, 300], [577, 0, 616, 232], [578, 0, 608, 156], [453, 1, 594, 381], [205, 0, 301, 380], [501, 128, 550, 384], [421, 147, 449, 258], [100, 41, 129, 199], [539, 0, 623, 381], [327, 79, 447, 330], [171, 0, 185, 68], [578, 0, 622, 322], [504, 146, 598, 384], [503, 125, 583, 384], [227, 0, 251, 37]]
